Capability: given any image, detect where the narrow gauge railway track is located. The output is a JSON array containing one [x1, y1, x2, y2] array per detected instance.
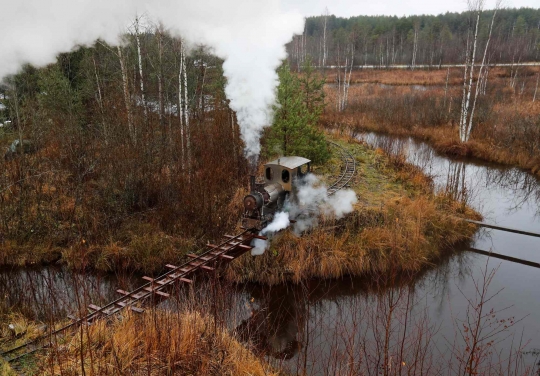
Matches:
[[1, 230, 265, 364], [327, 141, 356, 196], [1, 141, 356, 368]]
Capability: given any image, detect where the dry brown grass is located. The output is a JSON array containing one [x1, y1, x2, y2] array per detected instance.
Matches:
[[323, 66, 540, 86], [323, 69, 540, 176], [226, 136, 479, 285], [226, 197, 477, 285], [33, 310, 277, 376]]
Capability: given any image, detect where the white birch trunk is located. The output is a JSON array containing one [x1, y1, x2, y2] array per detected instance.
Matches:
[[92, 56, 108, 144], [117, 46, 135, 144], [179, 43, 185, 170], [460, 9, 480, 142], [336, 45, 341, 111], [182, 41, 191, 173], [154, 27, 165, 126], [459, 30, 471, 142], [411, 26, 419, 70], [344, 45, 354, 110], [133, 17, 147, 120], [466, 4, 498, 142], [322, 8, 328, 68], [341, 56, 348, 111]]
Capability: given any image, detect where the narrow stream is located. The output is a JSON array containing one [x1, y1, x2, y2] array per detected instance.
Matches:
[[1, 132, 540, 374]]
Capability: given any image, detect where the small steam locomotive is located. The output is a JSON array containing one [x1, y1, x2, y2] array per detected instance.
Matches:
[[242, 156, 311, 231]]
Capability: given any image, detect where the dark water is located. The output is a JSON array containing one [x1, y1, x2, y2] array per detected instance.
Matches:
[[1, 132, 540, 374]]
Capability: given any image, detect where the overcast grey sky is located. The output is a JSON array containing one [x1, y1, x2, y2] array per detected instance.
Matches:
[[283, 0, 539, 18]]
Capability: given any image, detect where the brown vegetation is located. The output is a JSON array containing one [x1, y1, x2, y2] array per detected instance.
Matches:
[[226, 135, 480, 285], [9, 310, 276, 375], [0, 43, 247, 273], [323, 66, 465, 86], [323, 66, 540, 176]]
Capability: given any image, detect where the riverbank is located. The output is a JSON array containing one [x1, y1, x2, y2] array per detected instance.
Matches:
[[321, 66, 540, 177], [326, 111, 540, 177], [0, 309, 277, 375], [225, 132, 480, 285]]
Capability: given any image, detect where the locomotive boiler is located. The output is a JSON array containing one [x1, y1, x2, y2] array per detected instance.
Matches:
[[242, 156, 311, 231]]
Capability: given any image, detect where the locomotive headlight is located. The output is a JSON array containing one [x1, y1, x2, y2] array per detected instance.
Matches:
[[243, 193, 263, 211]]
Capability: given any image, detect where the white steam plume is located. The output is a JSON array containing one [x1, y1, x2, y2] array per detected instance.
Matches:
[[0, 0, 304, 157], [291, 173, 358, 233], [251, 173, 357, 255], [251, 211, 290, 256]]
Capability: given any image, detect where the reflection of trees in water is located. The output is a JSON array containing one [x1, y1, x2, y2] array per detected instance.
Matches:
[[483, 166, 540, 217], [445, 161, 468, 203], [2, 250, 537, 374], [237, 249, 480, 374], [240, 251, 537, 375], [0, 266, 138, 321], [360, 131, 540, 218]]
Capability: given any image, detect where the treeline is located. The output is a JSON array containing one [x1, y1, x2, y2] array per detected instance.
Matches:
[[288, 8, 540, 68], [0, 24, 247, 272]]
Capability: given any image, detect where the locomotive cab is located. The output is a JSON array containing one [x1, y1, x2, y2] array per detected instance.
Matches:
[[263, 156, 311, 191], [242, 157, 311, 231]]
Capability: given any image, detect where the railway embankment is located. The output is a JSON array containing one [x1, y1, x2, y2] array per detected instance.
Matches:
[[226, 133, 480, 284]]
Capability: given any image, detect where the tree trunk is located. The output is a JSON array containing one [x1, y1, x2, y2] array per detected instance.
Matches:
[[322, 8, 328, 68], [92, 55, 108, 144], [465, 3, 498, 142], [460, 8, 481, 143], [117, 46, 135, 144], [133, 16, 147, 120], [411, 27, 418, 70], [156, 28, 165, 127], [182, 41, 191, 174]]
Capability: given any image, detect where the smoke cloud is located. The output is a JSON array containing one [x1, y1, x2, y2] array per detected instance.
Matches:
[[251, 173, 357, 255], [0, 0, 304, 157], [250, 211, 290, 256]]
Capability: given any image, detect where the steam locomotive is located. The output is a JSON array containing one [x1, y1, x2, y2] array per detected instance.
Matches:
[[242, 156, 311, 231]]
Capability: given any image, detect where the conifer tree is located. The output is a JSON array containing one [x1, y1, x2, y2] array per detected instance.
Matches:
[[265, 61, 329, 164]]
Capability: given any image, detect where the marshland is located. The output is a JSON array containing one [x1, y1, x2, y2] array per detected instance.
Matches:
[[1, 3, 540, 376]]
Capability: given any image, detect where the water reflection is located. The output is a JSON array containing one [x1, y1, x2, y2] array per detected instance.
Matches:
[[358, 132, 540, 220], [0, 266, 139, 321], [2, 131, 540, 374]]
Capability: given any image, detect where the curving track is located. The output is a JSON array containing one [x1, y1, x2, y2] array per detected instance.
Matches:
[[327, 141, 356, 196], [1, 140, 355, 368]]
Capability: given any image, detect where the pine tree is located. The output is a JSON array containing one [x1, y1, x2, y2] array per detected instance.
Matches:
[[265, 62, 329, 164]]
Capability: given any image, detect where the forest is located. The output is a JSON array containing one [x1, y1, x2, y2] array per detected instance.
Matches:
[[288, 7, 540, 68], [1, 3, 540, 375]]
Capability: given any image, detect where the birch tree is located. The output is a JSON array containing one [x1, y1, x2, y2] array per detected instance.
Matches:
[[459, 0, 500, 143], [117, 45, 135, 144], [322, 8, 329, 68], [92, 54, 108, 144], [131, 15, 147, 120], [180, 39, 191, 172], [155, 25, 165, 126], [411, 22, 419, 70]]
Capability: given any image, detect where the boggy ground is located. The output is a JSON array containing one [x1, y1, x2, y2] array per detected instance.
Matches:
[[323, 66, 540, 176], [225, 132, 480, 285]]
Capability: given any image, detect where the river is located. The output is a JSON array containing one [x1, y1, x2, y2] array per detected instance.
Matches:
[[1, 132, 540, 374]]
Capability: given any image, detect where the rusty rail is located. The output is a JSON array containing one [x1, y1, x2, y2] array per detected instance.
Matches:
[[327, 141, 356, 196], [2, 141, 354, 365], [1, 229, 264, 363]]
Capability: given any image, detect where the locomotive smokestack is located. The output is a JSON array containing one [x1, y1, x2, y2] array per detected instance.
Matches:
[[250, 175, 256, 192], [247, 154, 258, 176]]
